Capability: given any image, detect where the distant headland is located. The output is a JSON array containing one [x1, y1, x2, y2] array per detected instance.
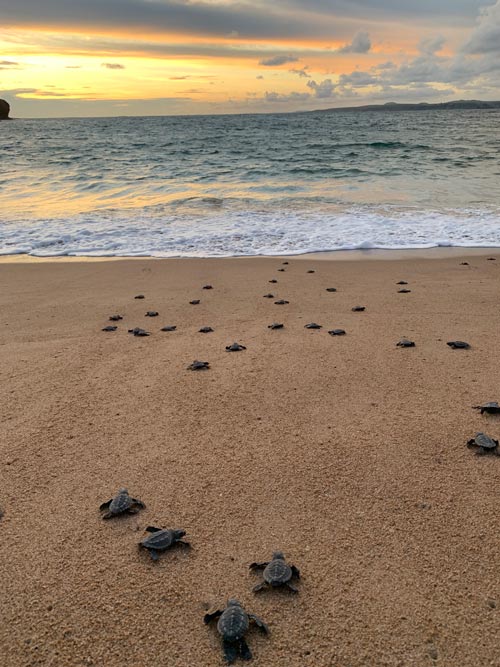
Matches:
[[0, 99, 11, 120], [315, 100, 500, 113]]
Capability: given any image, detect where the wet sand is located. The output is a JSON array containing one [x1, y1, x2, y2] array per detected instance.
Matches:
[[0, 253, 499, 667]]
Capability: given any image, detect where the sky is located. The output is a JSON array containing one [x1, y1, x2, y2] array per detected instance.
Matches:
[[1, 0, 500, 117]]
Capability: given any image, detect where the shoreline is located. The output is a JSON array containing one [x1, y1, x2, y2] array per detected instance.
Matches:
[[0, 246, 499, 263]]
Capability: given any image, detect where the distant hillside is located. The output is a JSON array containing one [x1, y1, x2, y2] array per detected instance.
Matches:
[[315, 100, 500, 113]]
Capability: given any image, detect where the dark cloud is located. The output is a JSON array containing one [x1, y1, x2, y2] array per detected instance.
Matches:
[[289, 67, 311, 78], [264, 90, 310, 102], [306, 78, 337, 98], [0, 0, 348, 40], [463, 0, 500, 53], [101, 62, 125, 69], [338, 31, 371, 54], [418, 35, 446, 55], [259, 55, 298, 66]]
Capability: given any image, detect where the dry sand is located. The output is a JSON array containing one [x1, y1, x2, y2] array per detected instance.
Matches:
[[0, 253, 499, 667]]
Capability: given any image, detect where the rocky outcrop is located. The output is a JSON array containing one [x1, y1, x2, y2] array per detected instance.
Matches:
[[0, 99, 10, 120]]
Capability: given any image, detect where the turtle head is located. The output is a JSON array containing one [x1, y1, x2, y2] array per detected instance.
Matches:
[[174, 529, 186, 539], [118, 488, 128, 495], [227, 599, 241, 608], [272, 550, 285, 560]]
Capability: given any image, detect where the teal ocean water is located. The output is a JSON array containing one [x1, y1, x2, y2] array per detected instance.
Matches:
[[1, 109, 499, 256]]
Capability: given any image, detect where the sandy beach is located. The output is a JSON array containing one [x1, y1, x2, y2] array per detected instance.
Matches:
[[0, 252, 499, 667]]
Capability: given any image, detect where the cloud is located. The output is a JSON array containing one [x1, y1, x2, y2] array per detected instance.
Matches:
[[259, 54, 298, 66], [338, 31, 371, 54], [307, 78, 337, 98], [101, 62, 125, 69], [290, 67, 311, 78], [418, 35, 446, 55], [0, 60, 19, 66], [463, 0, 500, 53], [338, 71, 377, 86], [256, 75, 264, 79], [264, 90, 310, 102]]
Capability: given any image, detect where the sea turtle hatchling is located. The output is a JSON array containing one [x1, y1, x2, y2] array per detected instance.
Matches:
[[190, 300, 201, 305], [269, 279, 278, 284], [139, 526, 190, 561], [467, 433, 499, 456], [447, 340, 470, 349], [102, 325, 117, 332], [328, 329, 346, 336], [203, 285, 213, 290], [226, 343, 246, 352], [128, 327, 150, 337], [396, 281, 408, 285], [204, 599, 269, 665], [282, 261, 289, 265], [250, 551, 300, 593], [278, 268, 285, 272], [326, 288, 337, 292], [109, 315, 123, 321], [145, 311, 159, 317], [275, 299, 289, 305], [263, 294, 275, 299], [307, 270, 315, 273], [305, 323, 322, 329], [199, 327, 214, 333], [161, 325, 177, 332], [397, 338, 415, 347], [473, 401, 500, 415], [188, 360, 210, 370], [398, 289, 411, 293], [352, 306, 366, 312], [268, 323, 284, 329], [99, 488, 145, 519], [134, 294, 145, 299]]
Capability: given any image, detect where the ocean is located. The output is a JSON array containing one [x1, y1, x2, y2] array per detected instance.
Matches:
[[1, 109, 499, 257]]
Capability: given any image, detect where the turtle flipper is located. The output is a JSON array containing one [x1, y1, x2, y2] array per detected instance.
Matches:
[[178, 540, 191, 548], [466, 440, 476, 449], [223, 639, 238, 664], [239, 638, 252, 661], [476, 447, 487, 456], [127, 507, 140, 515], [145, 526, 162, 533], [99, 499, 112, 511], [291, 565, 301, 579], [203, 609, 222, 624], [132, 498, 146, 509], [249, 561, 268, 570], [148, 548, 160, 561], [252, 581, 267, 593], [248, 614, 269, 634], [101, 511, 113, 520], [286, 582, 299, 593]]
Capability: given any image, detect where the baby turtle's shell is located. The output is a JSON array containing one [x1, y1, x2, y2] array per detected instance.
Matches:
[[263, 554, 293, 586], [140, 528, 186, 551], [109, 315, 123, 321], [396, 281, 408, 285], [328, 329, 346, 336], [102, 325, 117, 332], [305, 323, 322, 329], [275, 300, 289, 305], [460, 262, 469, 265], [263, 294, 275, 298], [282, 261, 289, 265], [217, 601, 250, 641], [269, 279, 278, 284], [226, 343, 246, 352], [307, 270, 315, 273], [397, 338, 415, 347], [326, 288, 337, 292], [128, 327, 150, 336], [467, 433, 499, 454], [134, 294, 145, 299], [188, 360, 210, 370], [398, 289, 411, 293], [190, 300, 200, 305], [352, 306, 365, 312], [145, 311, 159, 317], [473, 401, 500, 415], [278, 268, 285, 272], [161, 325, 177, 331], [447, 340, 470, 349], [199, 327, 214, 333], [203, 285, 213, 290], [268, 323, 284, 329]]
